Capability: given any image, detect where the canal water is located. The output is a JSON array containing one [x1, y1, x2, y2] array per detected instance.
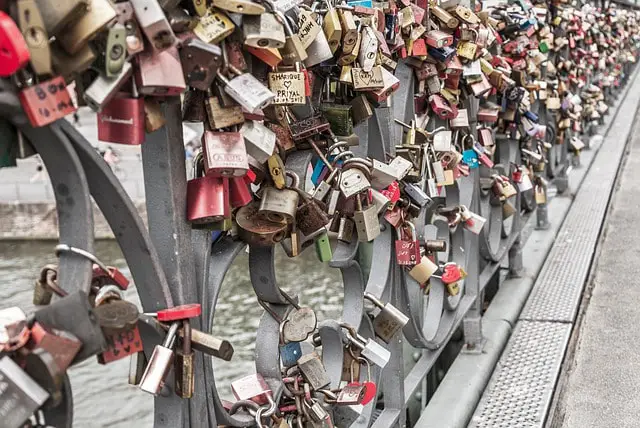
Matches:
[[0, 241, 343, 427]]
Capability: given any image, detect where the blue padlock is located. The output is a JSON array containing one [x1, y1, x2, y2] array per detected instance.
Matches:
[[280, 342, 303, 367], [462, 150, 479, 169]]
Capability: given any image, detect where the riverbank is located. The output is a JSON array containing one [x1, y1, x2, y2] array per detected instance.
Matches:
[[0, 201, 147, 240]]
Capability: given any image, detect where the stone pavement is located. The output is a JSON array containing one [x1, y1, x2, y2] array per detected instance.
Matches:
[[552, 112, 640, 427]]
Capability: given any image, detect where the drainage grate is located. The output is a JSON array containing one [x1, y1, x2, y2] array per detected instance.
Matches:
[[468, 321, 571, 428], [469, 68, 640, 428]]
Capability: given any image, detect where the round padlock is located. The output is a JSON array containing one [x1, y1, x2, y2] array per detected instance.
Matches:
[[157, 304, 202, 321]]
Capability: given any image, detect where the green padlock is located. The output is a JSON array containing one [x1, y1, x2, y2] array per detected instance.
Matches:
[[315, 231, 333, 263], [319, 103, 354, 137], [539, 40, 549, 53]]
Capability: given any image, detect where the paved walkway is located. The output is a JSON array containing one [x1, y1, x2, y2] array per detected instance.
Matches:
[[554, 108, 640, 427]]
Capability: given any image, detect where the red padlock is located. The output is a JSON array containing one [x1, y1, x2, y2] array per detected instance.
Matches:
[[0, 11, 30, 77], [97, 91, 145, 145], [98, 325, 144, 365], [395, 222, 421, 266], [19, 76, 77, 127], [429, 93, 458, 120], [187, 152, 230, 225], [92, 265, 130, 290], [229, 176, 253, 209], [381, 181, 401, 204], [441, 263, 462, 284], [157, 304, 202, 322]]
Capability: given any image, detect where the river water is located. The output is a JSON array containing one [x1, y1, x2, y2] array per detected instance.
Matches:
[[0, 240, 344, 427]]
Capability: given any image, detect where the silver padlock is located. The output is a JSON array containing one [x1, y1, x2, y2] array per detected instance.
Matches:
[[338, 166, 371, 198], [259, 171, 300, 223], [130, 0, 176, 51], [139, 322, 178, 395], [364, 292, 409, 343], [297, 352, 331, 390], [403, 182, 432, 208], [83, 62, 133, 112], [217, 66, 275, 113], [304, 28, 333, 67], [243, 12, 285, 49], [370, 159, 399, 190], [369, 188, 391, 215], [0, 356, 50, 428], [354, 196, 380, 242], [240, 121, 276, 163], [345, 329, 391, 368]]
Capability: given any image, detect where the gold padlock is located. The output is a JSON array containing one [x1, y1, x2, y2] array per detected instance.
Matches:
[[16, 0, 52, 76], [194, 9, 235, 44], [57, 0, 116, 55]]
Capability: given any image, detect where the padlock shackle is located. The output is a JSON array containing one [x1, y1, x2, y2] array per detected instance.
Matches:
[[163, 321, 179, 348], [54, 244, 111, 277]]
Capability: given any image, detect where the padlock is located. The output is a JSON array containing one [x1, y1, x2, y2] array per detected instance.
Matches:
[[139, 321, 179, 395], [114, 2, 144, 56], [101, 23, 127, 77], [365, 292, 409, 343], [179, 37, 222, 91], [174, 319, 194, 398], [0, 11, 30, 77], [295, 188, 330, 235], [240, 121, 276, 163], [19, 75, 78, 127], [450, 108, 469, 129], [275, 10, 307, 65], [243, 12, 285, 49], [394, 222, 421, 267], [296, 9, 321, 49], [297, 352, 331, 390], [425, 30, 453, 48], [288, 114, 330, 141], [352, 65, 385, 90], [344, 327, 390, 368], [95, 302, 144, 364], [84, 63, 132, 111], [135, 45, 186, 96], [280, 341, 303, 367], [187, 152, 230, 225], [268, 65, 306, 105], [57, 0, 116, 55], [354, 195, 380, 242], [314, 231, 332, 262], [130, 0, 176, 51], [50, 41, 96, 80], [339, 166, 371, 198], [0, 356, 50, 428], [28, 322, 82, 372], [336, 383, 367, 405], [97, 87, 145, 145], [232, 374, 275, 414], [0, 307, 30, 353], [259, 170, 300, 223], [236, 201, 289, 245], [369, 66, 400, 102], [323, 1, 342, 53], [408, 255, 438, 284], [15, 0, 52, 76], [205, 94, 244, 128], [429, 94, 458, 120], [304, 25, 334, 67], [202, 130, 249, 177], [217, 66, 275, 113], [193, 7, 235, 43], [460, 206, 486, 234]]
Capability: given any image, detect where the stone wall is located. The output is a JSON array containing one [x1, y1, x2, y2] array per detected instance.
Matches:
[[0, 201, 147, 240]]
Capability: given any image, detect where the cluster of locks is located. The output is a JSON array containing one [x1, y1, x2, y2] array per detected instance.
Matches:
[[1, 0, 640, 425]]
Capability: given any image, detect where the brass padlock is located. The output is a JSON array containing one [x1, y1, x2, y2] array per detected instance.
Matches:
[[57, 0, 116, 55]]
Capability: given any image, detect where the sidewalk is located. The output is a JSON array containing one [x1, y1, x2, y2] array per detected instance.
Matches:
[[552, 107, 640, 427]]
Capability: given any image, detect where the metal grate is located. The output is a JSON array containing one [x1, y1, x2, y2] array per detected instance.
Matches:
[[520, 73, 640, 323], [469, 69, 640, 428], [468, 321, 572, 428]]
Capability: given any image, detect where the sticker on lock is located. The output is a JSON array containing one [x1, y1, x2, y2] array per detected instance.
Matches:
[[268, 71, 306, 105]]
